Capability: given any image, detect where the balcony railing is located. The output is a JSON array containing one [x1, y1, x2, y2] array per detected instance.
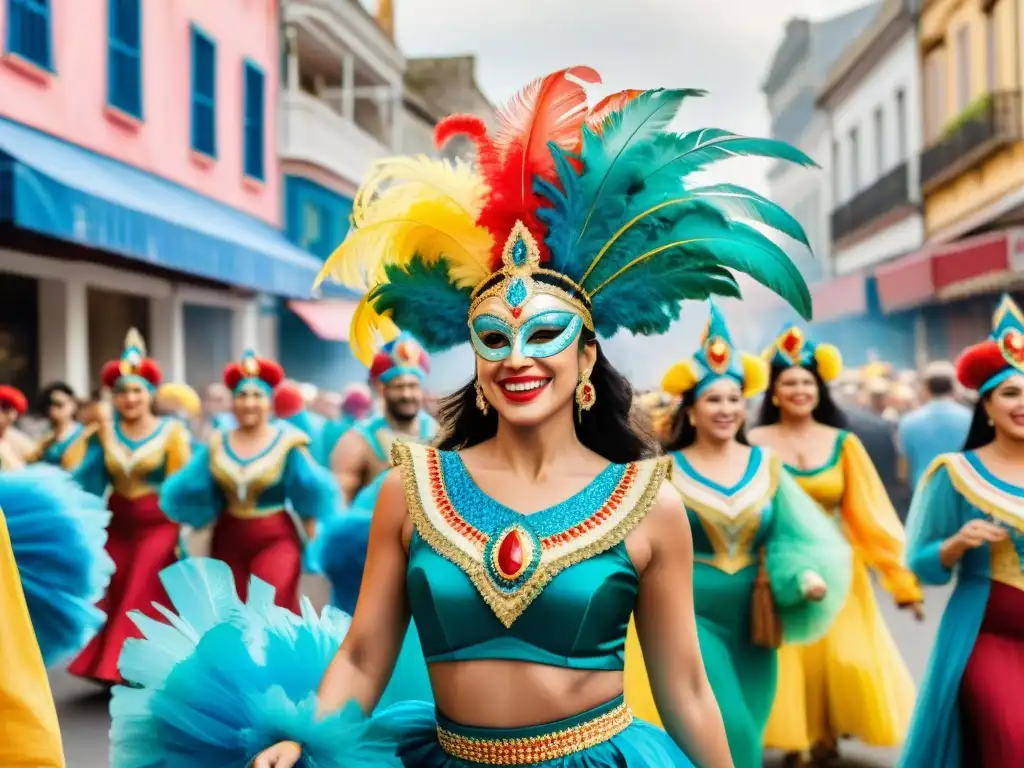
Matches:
[[921, 90, 1023, 192], [279, 89, 389, 186], [830, 162, 911, 242]]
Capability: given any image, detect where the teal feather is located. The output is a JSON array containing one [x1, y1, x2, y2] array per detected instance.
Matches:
[[535, 94, 815, 334], [647, 128, 817, 180], [370, 258, 472, 352], [687, 183, 810, 247]]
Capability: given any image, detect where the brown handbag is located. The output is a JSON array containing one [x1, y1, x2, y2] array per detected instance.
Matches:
[[751, 546, 783, 649]]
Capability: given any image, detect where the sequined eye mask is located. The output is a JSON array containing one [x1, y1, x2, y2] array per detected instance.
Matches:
[[470, 310, 583, 362]]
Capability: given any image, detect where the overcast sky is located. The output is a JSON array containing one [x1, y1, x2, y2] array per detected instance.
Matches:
[[361, 0, 874, 389]]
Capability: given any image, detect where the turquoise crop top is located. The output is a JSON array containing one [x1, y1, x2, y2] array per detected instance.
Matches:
[[393, 442, 670, 671]]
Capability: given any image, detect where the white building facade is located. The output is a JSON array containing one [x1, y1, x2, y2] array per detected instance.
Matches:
[[820, 0, 925, 278]]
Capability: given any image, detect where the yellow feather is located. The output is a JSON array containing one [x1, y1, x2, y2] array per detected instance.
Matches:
[[316, 157, 494, 294], [814, 344, 844, 383], [661, 360, 698, 396], [740, 353, 769, 398], [353, 156, 485, 227], [124, 327, 146, 355]]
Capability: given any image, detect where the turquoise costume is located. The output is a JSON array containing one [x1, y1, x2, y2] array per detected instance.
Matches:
[[33, 423, 87, 469], [160, 421, 339, 612], [107, 67, 816, 765], [900, 295, 1024, 768], [624, 305, 851, 768]]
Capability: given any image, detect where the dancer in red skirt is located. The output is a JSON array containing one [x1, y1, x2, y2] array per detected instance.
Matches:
[[901, 294, 1024, 767], [68, 329, 191, 683], [159, 350, 339, 612]]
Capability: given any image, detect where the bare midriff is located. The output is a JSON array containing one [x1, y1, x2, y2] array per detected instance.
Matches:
[[426, 660, 623, 728]]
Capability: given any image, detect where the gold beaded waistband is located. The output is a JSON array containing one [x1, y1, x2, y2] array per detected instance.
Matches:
[[435, 701, 634, 765]]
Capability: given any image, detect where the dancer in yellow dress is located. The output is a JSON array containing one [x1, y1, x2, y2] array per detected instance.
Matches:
[[750, 325, 923, 766]]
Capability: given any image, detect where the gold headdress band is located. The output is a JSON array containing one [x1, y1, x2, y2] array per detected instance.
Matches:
[[467, 222, 595, 330]]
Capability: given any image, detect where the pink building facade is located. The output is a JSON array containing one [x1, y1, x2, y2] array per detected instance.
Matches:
[[0, 0, 321, 395]]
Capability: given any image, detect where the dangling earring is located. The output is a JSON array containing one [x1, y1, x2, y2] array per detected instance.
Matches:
[[771, 395, 779, 407], [687, 412, 696, 427], [475, 380, 489, 415], [988, 417, 994, 427], [575, 369, 596, 419]]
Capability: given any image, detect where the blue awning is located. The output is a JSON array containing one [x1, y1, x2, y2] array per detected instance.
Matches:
[[0, 116, 357, 299]]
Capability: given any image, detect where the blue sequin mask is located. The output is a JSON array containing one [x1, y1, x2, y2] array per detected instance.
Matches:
[[470, 296, 584, 363]]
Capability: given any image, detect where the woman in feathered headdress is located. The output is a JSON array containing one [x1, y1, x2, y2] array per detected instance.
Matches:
[[109, 68, 816, 767], [67, 329, 193, 685], [900, 295, 1024, 768], [158, 350, 340, 613], [623, 303, 850, 768], [750, 325, 922, 764]]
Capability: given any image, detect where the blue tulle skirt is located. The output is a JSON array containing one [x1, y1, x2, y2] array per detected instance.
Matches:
[[373, 696, 696, 767], [1, 465, 113, 667], [110, 558, 401, 768], [315, 474, 433, 710]]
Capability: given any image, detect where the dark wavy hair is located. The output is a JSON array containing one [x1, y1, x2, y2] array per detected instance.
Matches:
[[36, 381, 77, 417], [757, 363, 848, 429], [962, 396, 996, 451], [435, 342, 657, 464], [663, 387, 749, 452]]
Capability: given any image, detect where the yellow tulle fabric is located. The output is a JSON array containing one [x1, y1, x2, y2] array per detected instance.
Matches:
[[0, 510, 65, 767], [763, 433, 918, 751]]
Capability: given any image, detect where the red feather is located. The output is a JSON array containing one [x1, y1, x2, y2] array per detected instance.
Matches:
[[440, 67, 601, 267], [956, 341, 1007, 390], [584, 89, 645, 133]]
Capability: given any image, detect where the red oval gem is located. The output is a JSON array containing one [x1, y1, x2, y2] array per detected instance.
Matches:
[[511, 306, 523, 318], [496, 530, 525, 579]]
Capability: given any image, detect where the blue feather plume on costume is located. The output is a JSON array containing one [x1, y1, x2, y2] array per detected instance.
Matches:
[[1, 465, 113, 667], [110, 558, 400, 768]]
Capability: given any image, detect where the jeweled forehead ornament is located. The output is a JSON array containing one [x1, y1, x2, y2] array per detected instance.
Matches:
[[467, 221, 595, 330]]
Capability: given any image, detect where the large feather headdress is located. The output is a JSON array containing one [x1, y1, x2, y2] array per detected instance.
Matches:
[[317, 67, 816, 361]]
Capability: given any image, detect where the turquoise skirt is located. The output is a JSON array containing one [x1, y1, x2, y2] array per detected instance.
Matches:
[[372, 695, 694, 767]]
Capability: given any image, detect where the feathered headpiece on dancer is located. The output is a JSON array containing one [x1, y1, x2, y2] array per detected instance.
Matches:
[[316, 67, 816, 361]]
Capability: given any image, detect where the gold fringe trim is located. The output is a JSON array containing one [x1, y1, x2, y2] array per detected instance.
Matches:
[[392, 441, 669, 628], [436, 702, 634, 764]]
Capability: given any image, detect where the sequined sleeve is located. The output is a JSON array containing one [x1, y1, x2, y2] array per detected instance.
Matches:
[[0, 511, 66, 767], [840, 432, 923, 604]]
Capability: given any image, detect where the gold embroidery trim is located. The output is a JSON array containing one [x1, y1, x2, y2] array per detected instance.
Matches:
[[675, 455, 779, 574], [392, 441, 669, 628], [938, 456, 1023, 533], [436, 702, 634, 765]]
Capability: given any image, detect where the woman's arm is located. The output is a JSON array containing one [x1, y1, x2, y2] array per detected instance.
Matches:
[[317, 469, 413, 716], [838, 432, 923, 606], [633, 484, 733, 768]]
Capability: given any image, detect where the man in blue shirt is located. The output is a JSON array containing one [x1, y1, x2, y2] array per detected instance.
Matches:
[[897, 362, 972, 490]]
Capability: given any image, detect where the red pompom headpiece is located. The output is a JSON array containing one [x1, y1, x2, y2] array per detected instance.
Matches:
[[955, 295, 1024, 392], [222, 350, 284, 392], [0, 385, 28, 415], [273, 381, 305, 418], [102, 328, 162, 389]]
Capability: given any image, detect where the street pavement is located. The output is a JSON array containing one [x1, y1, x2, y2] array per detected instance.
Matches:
[[52, 580, 951, 767]]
